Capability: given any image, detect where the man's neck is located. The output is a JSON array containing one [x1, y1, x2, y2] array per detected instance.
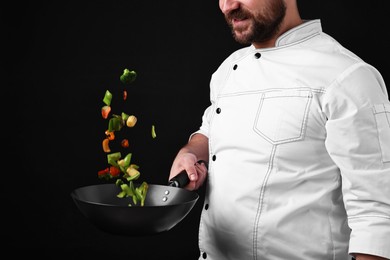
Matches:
[[253, 7, 303, 49]]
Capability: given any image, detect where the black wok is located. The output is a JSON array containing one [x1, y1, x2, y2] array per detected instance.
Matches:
[[71, 171, 198, 236]]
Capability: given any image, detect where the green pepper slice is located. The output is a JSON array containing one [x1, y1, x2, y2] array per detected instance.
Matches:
[[151, 124, 156, 138], [108, 117, 123, 132], [120, 69, 137, 85], [103, 90, 113, 106], [121, 112, 130, 122], [107, 152, 121, 167], [122, 153, 132, 168]]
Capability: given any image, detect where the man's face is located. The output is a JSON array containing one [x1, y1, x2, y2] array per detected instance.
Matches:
[[221, 0, 286, 45]]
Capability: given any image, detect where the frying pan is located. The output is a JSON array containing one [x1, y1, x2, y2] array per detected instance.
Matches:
[[71, 170, 198, 236]]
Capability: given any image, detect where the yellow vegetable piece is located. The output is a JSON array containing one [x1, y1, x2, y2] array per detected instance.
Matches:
[[117, 159, 125, 167], [126, 167, 140, 177], [126, 115, 137, 127]]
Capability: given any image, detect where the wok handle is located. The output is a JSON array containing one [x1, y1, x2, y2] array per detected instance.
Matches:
[[168, 170, 190, 188]]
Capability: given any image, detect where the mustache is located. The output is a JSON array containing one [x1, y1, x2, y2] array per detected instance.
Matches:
[[225, 8, 251, 21]]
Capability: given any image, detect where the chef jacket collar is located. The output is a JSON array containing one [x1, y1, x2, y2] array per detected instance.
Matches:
[[251, 19, 322, 50]]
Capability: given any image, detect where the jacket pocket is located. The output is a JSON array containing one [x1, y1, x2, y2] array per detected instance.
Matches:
[[373, 103, 390, 163], [254, 89, 312, 145]]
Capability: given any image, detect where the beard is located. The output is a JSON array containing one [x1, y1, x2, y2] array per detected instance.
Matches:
[[225, 0, 286, 45]]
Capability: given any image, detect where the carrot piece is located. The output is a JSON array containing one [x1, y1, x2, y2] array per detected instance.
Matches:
[[102, 138, 111, 153]]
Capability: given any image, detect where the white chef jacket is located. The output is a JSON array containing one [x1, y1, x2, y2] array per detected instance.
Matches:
[[193, 20, 390, 260]]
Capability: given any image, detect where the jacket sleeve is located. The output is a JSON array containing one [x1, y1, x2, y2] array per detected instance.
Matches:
[[190, 66, 223, 140], [323, 62, 390, 258]]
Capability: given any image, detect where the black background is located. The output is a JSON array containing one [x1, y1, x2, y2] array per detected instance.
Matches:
[[4, 0, 389, 258]]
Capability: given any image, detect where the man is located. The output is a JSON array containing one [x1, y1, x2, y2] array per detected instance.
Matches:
[[169, 0, 390, 259]]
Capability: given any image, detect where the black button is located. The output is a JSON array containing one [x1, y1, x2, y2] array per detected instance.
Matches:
[[233, 64, 238, 70], [255, 52, 261, 59], [202, 252, 207, 259], [216, 107, 221, 114], [204, 204, 209, 210], [212, 155, 216, 161]]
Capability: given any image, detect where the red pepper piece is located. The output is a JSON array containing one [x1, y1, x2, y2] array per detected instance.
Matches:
[[109, 166, 121, 177], [98, 167, 109, 177], [121, 139, 129, 148], [101, 105, 111, 119]]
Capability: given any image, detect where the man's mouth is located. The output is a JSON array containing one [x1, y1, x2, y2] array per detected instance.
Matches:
[[232, 17, 247, 23], [231, 17, 249, 29], [227, 9, 250, 28]]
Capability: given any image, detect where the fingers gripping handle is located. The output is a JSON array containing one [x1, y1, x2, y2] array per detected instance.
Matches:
[[168, 170, 190, 188], [168, 160, 208, 188]]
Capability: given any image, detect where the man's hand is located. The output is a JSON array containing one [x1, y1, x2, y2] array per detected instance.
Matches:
[[354, 254, 388, 260], [169, 152, 208, 190], [169, 133, 209, 191]]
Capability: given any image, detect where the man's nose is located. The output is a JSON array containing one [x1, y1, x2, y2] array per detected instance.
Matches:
[[219, 0, 240, 14]]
